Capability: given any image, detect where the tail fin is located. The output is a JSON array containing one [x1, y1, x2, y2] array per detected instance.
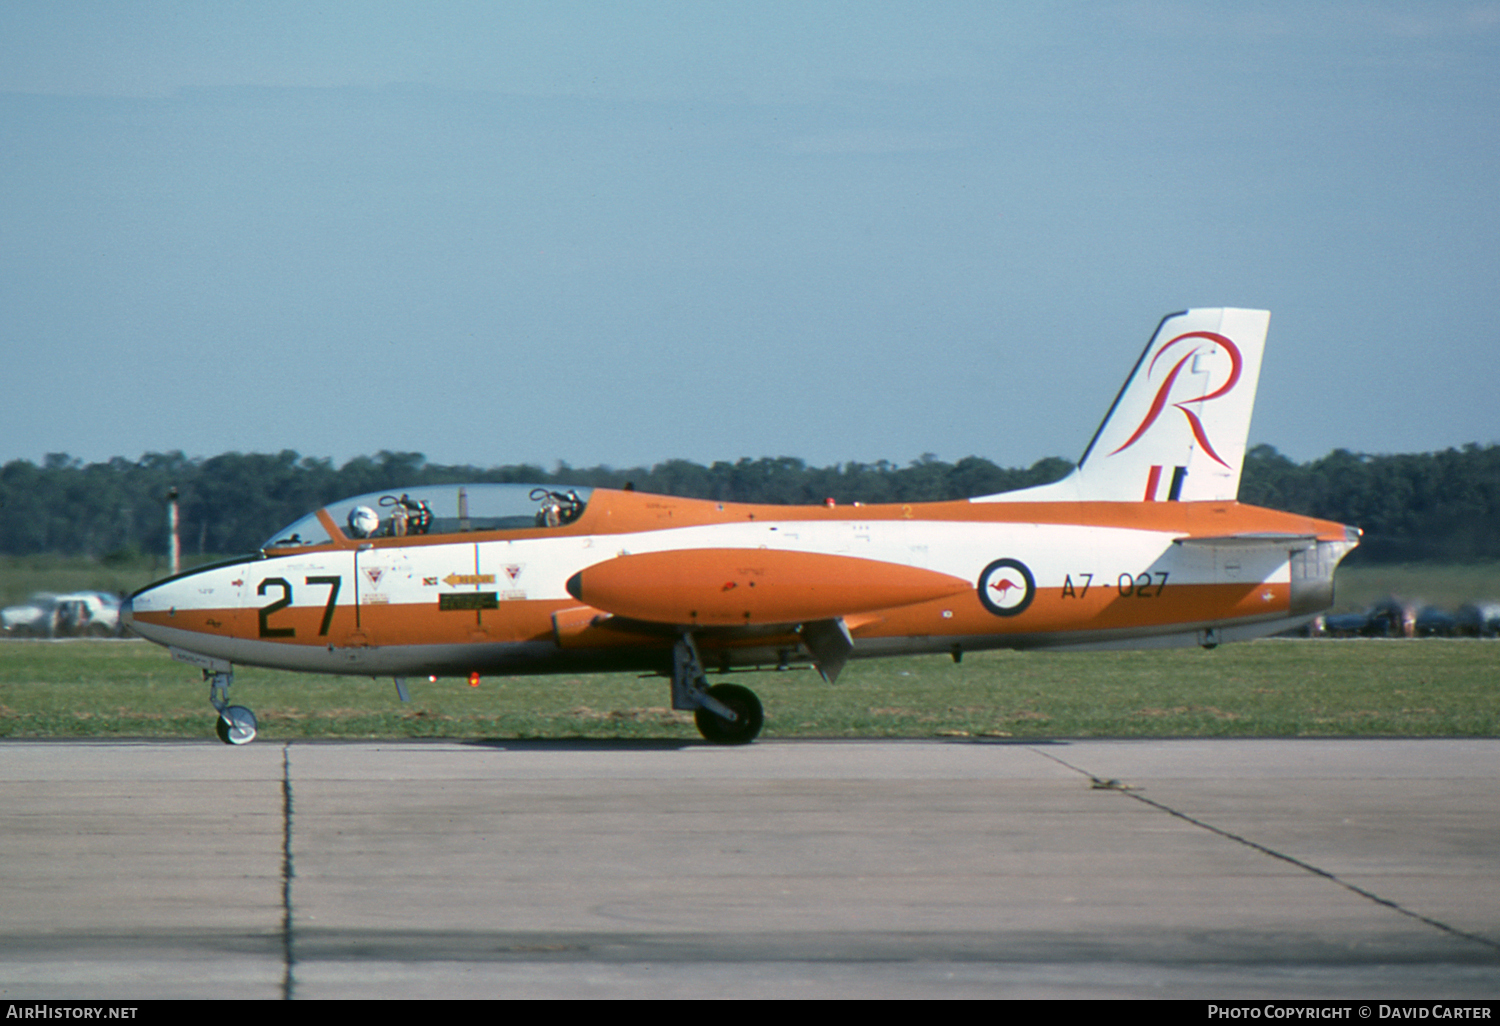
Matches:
[[980, 308, 1269, 503]]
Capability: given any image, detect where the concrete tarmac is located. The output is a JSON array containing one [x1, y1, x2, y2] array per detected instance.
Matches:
[[0, 737, 1497, 1000]]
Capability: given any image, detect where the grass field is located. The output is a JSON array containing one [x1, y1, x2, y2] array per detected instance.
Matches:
[[1, 636, 1495, 742], [3, 553, 1497, 742]]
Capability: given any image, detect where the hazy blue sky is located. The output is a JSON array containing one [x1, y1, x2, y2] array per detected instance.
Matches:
[[3, 2, 1497, 474]]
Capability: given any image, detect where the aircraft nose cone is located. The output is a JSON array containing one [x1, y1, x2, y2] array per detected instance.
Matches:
[[122, 577, 178, 646]]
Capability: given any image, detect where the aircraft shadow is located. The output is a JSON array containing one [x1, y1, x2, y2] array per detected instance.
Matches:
[[456, 736, 1071, 752], [458, 737, 698, 752]]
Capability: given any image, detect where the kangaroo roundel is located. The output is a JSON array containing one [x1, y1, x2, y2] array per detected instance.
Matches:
[[978, 558, 1036, 617]]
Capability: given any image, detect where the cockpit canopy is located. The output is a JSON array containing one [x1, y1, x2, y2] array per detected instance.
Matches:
[[262, 484, 592, 550]]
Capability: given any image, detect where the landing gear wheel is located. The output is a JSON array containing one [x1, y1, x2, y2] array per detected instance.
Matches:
[[693, 683, 764, 745], [216, 705, 258, 746]]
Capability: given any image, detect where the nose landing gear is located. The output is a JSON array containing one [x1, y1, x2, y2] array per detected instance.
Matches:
[[208, 668, 257, 746], [169, 647, 259, 746]]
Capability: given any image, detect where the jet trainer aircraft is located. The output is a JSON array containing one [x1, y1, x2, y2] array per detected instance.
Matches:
[[125, 309, 1360, 745]]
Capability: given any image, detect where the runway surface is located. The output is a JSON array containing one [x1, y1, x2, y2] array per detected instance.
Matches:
[[1, 737, 1497, 999]]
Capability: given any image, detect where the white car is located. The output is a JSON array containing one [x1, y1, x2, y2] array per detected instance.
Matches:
[[1, 591, 122, 637], [1, 593, 58, 635]]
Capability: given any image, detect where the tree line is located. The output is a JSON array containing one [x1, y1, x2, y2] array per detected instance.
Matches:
[[1, 444, 1495, 564]]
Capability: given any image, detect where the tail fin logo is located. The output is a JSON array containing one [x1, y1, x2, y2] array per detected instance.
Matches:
[[1109, 331, 1242, 468]]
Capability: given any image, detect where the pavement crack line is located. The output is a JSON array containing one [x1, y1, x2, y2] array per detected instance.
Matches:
[[281, 742, 297, 1000], [1029, 746, 1500, 958]]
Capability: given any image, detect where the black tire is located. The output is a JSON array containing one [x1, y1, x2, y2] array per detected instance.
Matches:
[[215, 706, 258, 745], [693, 683, 764, 745]]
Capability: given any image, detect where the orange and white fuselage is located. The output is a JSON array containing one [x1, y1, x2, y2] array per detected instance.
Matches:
[[123, 308, 1360, 744], [126, 489, 1354, 677]]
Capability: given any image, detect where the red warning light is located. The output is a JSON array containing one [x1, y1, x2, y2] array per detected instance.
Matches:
[[468, 671, 480, 688]]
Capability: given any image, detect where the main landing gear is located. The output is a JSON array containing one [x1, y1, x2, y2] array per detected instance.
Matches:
[[208, 668, 257, 745], [672, 634, 764, 745]]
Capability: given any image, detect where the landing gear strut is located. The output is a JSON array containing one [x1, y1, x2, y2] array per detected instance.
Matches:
[[672, 634, 764, 745], [208, 668, 257, 745]]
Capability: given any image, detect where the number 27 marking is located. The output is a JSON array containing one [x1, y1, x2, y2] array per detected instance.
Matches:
[[258, 576, 341, 638]]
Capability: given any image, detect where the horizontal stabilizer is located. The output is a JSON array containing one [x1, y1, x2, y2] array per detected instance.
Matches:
[[1172, 533, 1319, 549]]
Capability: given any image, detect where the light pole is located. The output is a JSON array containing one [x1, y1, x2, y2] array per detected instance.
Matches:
[[167, 487, 180, 577]]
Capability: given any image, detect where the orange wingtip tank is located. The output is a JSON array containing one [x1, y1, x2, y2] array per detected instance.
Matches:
[[566, 548, 971, 626]]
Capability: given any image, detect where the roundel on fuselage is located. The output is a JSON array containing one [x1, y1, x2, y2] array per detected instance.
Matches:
[[977, 558, 1035, 617]]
